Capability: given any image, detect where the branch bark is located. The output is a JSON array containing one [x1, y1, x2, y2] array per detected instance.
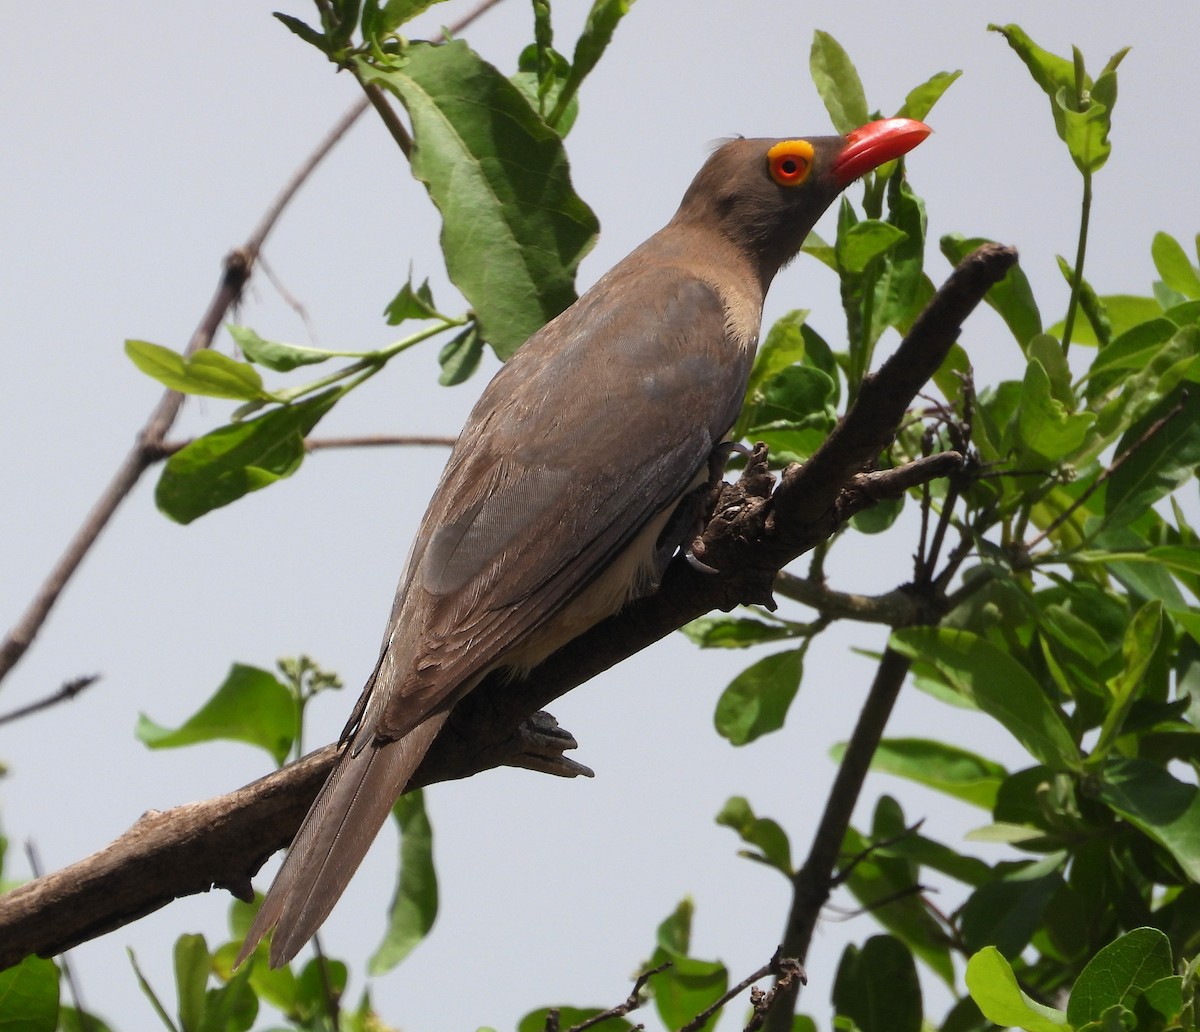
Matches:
[[0, 244, 1017, 970]]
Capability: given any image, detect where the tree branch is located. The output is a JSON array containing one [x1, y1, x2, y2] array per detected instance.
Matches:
[[0, 245, 1016, 970]]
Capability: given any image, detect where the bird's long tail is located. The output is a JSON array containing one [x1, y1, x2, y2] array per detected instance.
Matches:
[[236, 711, 448, 968]]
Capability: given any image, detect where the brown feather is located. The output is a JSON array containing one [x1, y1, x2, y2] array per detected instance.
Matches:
[[237, 128, 926, 967]]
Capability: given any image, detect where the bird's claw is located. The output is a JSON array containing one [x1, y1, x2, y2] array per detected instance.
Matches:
[[507, 710, 595, 779]]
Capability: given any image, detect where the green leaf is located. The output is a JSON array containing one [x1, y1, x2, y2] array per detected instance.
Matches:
[[518, 1009, 633, 1032], [890, 628, 1082, 770], [1093, 601, 1162, 760], [810, 31, 870, 134], [57, 1007, 116, 1032], [940, 235, 1042, 348], [437, 323, 483, 386], [511, 44, 580, 136], [932, 341, 972, 407], [840, 737, 1005, 809], [869, 175, 927, 339], [714, 649, 804, 746], [369, 790, 438, 974], [383, 275, 440, 325], [837, 221, 907, 274], [294, 958, 347, 1024], [375, 0, 447, 35], [647, 899, 728, 1032], [1068, 927, 1173, 1028], [546, 0, 636, 129], [743, 365, 837, 435], [965, 946, 1070, 1032], [1104, 389, 1200, 530], [1058, 82, 1115, 175], [741, 309, 810, 419], [1085, 318, 1178, 400], [1097, 758, 1200, 881], [1096, 325, 1200, 443], [0, 954, 59, 1032], [895, 70, 962, 121], [195, 961, 257, 1032], [360, 41, 598, 357], [1028, 333, 1073, 405], [1152, 231, 1200, 299], [960, 857, 1064, 957], [272, 13, 332, 55], [988, 25, 1127, 173], [715, 796, 793, 876], [1047, 294, 1162, 347], [680, 614, 800, 649], [1015, 356, 1096, 459], [174, 933, 209, 1032], [833, 936, 922, 1032], [126, 340, 273, 402], [136, 663, 295, 765], [227, 325, 352, 373], [840, 805, 955, 986], [156, 387, 343, 524]]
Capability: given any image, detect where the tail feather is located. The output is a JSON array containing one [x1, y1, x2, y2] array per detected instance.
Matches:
[[237, 711, 448, 968]]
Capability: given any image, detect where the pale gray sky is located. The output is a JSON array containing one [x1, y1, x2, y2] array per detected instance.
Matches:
[[4, 1, 1199, 1029]]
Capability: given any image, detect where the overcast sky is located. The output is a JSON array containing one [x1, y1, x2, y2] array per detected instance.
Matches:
[[4, 1, 1200, 1029]]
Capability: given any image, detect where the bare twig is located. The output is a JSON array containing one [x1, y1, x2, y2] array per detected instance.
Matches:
[[257, 253, 320, 343], [303, 434, 457, 451], [0, 675, 101, 728], [830, 819, 925, 887], [773, 573, 919, 626], [744, 955, 806, 1032], [564, 961, 669, 1032], [678, 948, 805, 1032]]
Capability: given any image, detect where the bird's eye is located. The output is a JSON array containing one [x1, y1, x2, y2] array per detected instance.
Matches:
[[767, 140, 815, 187]]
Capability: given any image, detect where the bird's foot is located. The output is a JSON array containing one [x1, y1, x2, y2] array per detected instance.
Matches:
[[506, 710, 595, 778]]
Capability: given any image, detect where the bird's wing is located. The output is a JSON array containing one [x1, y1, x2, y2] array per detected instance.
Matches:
[[369, 267, 754, 737]]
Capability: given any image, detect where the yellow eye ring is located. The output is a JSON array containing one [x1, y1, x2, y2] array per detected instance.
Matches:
[[767, 140, 815, 187]]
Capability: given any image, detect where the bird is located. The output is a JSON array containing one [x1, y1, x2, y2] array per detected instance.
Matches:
[[237, 117, 931, 968]]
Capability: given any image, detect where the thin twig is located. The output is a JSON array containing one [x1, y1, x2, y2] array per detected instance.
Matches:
[[830, 819, 925, 887], [257, 254, 320, 344], [744, 956, 806, 1032], [773, 573, 919, 627], [0, 675, 101, 727], [153, 434, 458, 459], [564, 961, 669, 1032], [305, 434, 457, 451], [678, 948, 805, 1032]]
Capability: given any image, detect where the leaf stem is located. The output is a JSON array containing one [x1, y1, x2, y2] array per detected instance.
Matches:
[[272, 317, 465, 403], [1060, 172, 1093, 355]]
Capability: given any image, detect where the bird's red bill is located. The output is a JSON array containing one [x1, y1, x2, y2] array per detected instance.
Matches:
[[831, 118, 931, 185]]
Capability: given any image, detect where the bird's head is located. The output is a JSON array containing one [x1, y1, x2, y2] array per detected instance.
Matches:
[[674, 118, 931, 288]]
